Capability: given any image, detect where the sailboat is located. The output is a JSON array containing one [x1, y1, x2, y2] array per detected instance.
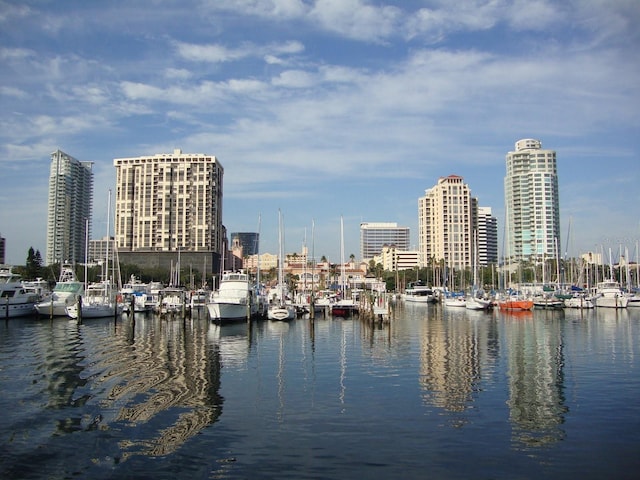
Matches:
[[466, 232, 493, 310], [331, 216, 357, 317], [268, 210, 296, 321], [67, 191, 124, 319]]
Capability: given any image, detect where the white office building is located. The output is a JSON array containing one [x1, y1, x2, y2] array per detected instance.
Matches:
[[360, 222, 410, 261]]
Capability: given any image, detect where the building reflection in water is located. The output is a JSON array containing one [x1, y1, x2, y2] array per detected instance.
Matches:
[[77, 317, 223, 460], [418, 307, 494, 422], [505, 312, 568, 448]]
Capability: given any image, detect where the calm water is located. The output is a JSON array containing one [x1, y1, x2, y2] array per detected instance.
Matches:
[[1, 304, 639, 479]]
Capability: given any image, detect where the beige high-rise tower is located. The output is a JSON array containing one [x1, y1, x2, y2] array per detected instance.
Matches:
[[419, 175, 477, 274], [113, 149, 224, 275]]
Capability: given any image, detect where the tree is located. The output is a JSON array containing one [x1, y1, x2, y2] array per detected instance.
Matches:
[[24, 247, 43, 280]]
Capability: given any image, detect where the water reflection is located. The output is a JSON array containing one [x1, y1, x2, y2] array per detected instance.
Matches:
[[414, 304, 489, 421], [504, 312, 568, 448], [77, 316, 223, 460]]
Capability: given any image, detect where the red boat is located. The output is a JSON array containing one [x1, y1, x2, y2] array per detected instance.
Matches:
[[497, 299, 534, 311]]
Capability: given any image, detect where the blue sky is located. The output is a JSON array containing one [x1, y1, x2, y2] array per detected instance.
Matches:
[[1, 0, 639, 266]]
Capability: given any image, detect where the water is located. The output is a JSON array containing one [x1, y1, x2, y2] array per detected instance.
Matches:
[[1, 304, 639, 479]]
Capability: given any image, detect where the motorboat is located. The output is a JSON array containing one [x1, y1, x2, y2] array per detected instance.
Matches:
[[66, 280, 124, 319], [402, 280, 436, 303], [207, 271, 259, 323], [594, 280, 628, 308], [35, 264, 83, 317], [0, 265, 39, 318], [497, 297, 534, 311]]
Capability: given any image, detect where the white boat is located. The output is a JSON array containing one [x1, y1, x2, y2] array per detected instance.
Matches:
[[564, 294, 595, 309], [267, 302, 296, 321], [267, 210, 296, 321], [207, 271, 259, 323], [159, 287, 187, 316], [403, 280, 436, 303], [189, 288, 209, 310], [594, 280, 629, 308], [444, 293, 466, 308], [22, 277, 51, 301], [533, 295, 564, 309], [465, 295, 493, 310], [66, 280, 124, 319], [120, 274, 152, 313], [627, 294, 640, 308], [35, 264, 84, 317], [0, 265, 39, 318], [267, 283, 296, 321]]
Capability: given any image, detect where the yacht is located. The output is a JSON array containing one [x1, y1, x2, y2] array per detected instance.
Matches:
[[0, 265, 39, 318], [207, 271, 260, 323], [35, 264, 83, 317]]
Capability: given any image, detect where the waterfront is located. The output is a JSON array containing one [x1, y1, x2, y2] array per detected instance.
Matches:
[[1, 304, 639, 479]]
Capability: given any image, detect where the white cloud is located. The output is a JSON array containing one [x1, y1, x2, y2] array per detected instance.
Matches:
[[309, 0, 402, 42], [0, 85, 28, 98], [272, 69, 316, 88], [204, 0, 308, 19]]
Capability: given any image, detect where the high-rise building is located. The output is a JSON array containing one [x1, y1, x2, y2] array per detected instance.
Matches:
[[477, 207, 498, 266], [360, 222, 410, 260], [46, 150, 93, 265], [0, 233, 5, 264], [418, 175, 477, 271], [113, 149, 224, 276], [504, 139, 560, 263]]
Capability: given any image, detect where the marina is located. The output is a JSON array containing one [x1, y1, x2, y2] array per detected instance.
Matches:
[[1, 304, 639, 479]]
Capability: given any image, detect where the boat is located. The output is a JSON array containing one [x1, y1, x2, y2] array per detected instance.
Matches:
[[403, 280, 436, 303], [0, 265, 39, 318], [444, 293, 467, 308], [594, 280, 628, 308], [564, 293, 595, 309], [207, 271, 259, 323], [22, 277, 51, 301], [159, 286, 187, 316], [465, 236, 492, 311], [330, 215, 358, 318], [35, 263, 84, 317], [465, 294, 493, 310], [267, 210, 296, 321], [189, 288, 209, 310], [497, 296, 534, 311], [67, 191, 125, 320], [119, 274, 151, 313], [532, 294, 565, 309], [67, 280, 124, 319]]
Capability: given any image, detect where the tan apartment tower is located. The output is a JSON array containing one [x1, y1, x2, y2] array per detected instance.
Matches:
[[113, 149, 224, 278], [419, 175, 477, 277]]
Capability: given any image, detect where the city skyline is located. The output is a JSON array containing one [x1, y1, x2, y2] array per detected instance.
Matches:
[[1, 1, 639, 265]]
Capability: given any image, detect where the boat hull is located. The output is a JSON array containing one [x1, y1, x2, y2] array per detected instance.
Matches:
[[207, 302, 256, 323], [267, 305, 296, 321], [0, 302, 37, 318], [498, 300, 534, 311], [595, 296, 629, 308]]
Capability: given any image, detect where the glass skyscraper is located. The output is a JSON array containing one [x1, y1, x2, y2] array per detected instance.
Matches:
[[504, 139, 560, 264], [45, 150, 93, 265]]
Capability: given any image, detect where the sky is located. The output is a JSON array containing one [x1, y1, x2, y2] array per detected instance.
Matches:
[[1, 0, 639, 266]]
